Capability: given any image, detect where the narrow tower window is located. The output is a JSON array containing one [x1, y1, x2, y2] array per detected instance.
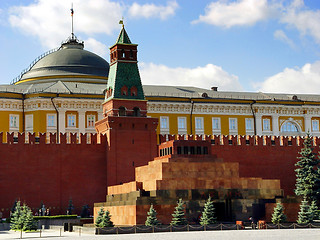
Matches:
[[118, 106, 126, 116], [133, 107, 141, 117]]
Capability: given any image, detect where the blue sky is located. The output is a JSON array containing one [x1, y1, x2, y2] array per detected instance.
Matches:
[[1, 0, 320, 94]]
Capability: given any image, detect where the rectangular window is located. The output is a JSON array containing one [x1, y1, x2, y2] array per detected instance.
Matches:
[[312, 120, 319, 132], [160, 116, 169, 134], [245, 118, 253, 130], [229, 118, 237, 130], [212, 118, 220, 130], [178, 117, 187, 134], [160, 116, 169, 129], [47, 114, 56, 127], [263, 119, 271, 131], [68, 114, 76, 127], [195, 117, 204, 134], [10, 114, 19, 129], [87, 114, 95, 128], [25, 114, 33, 131], [195, 117, 204, 130]]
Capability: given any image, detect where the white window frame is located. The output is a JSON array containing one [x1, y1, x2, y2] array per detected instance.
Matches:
[[263, 119, 271, 132], [87, 114, 96, 129], [67, 114, 76, 128], [25, 114, 33, 132], [245, 118, 254, 134], [195, 117, 204, 135], [312, 119, 319, 132], [229, 118, 238, 135], [160, 116, 169, 134], [212, 117, 221, 135], [9, 114, 19, 131], [178, 117, 187, 134], [47, 114, 57, 132]]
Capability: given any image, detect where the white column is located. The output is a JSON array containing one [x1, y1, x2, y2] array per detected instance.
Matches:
[[304, 115, 312, 133], [272, 114, 279, 136], [58, 110, 66, 134], [79, 110, 86, 133], [255, 114, 262, 135]]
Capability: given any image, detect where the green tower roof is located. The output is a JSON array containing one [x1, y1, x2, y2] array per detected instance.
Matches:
[[116, 26, 132, 44]]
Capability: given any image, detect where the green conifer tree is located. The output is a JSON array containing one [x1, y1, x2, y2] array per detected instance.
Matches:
[[95, 208, 105, 227], [295, 133, 320, 203], [200, 196, 217, 225], [309, 200, 319, 221], [101, 210, 114, 227], [10, 201, 24, 231], [22, 204, 37, 231], [297, 198, 312, 224], [271, 202, 287, 224], [171, 199, 188, 226], [145, 204, 160, 226], [10, 201, 37, 231]]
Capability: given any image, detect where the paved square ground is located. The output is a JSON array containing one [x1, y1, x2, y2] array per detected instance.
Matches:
[[0, 229, 320, 240]]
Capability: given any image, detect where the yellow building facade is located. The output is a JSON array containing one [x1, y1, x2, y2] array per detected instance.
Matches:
[[1, 33, 320, 139]]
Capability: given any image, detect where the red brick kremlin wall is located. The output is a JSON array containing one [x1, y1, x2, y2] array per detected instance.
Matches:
[[1, 132, 316, 218], [0, 132, 107, 218]]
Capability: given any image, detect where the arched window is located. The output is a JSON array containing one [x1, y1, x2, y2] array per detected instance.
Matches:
[[130, 50, 133, 58], [121, 49, 125, 58], [130, 86, 137, 96], [121, 86, 128, 96], [281, 121, 299, 133], [133, 107, 141, 117], [118, 106, 126, 116]]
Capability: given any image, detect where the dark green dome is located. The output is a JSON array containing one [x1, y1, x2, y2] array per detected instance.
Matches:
[[17, 39, 109, 85]]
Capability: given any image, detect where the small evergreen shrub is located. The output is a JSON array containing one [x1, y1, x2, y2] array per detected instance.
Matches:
[[200, 196, 217, 225], [297, 198, 312, 224], [171, 199, 188, 226], [271, 202, 287, 224], [145, 204, 160, 226], [10, 201, 38, 231], [95, 208, 114, 228]]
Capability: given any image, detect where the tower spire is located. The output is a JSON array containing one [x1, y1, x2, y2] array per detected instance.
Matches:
[[71, 3, 74, 40]]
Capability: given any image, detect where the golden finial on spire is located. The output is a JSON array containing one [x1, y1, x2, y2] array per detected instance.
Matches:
[[119, 17, 124, 27]]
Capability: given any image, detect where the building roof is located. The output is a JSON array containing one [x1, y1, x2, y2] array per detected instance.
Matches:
[[14, 38, 109, 85], [2, 82, 320, 103], [142, 85, 320, 102], [116, 26, 132, 44], [0, 81, 106, 95]]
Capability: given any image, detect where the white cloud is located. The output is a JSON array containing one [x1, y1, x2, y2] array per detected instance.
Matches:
[[84, 38, 109, 59], [274, 29, 295, 48], [192, 0, 278, 28], [9, 0, 124, 49], [128, 1, 178, 20], [257, 61, 320, 94], [280, 0, 320, 44], [139, 62, 243, 91]]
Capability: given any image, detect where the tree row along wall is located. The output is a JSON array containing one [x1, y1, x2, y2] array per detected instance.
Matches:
[[0, 133, 107, 218]]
